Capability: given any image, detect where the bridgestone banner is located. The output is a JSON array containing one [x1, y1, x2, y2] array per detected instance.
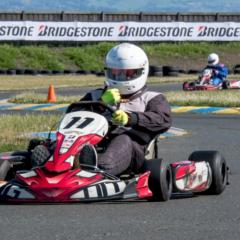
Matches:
[[0, 21, 240, 41]]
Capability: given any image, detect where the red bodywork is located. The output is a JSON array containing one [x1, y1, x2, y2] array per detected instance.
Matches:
[[183, 79, 240, 91], [16, 168, 103, 203], [183, 82, 220, 91], [171, 161, 211, 192], [0, 132, 153, 203], [45, 132, 102, 173]]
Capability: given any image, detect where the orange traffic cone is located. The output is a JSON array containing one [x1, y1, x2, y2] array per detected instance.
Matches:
[[47, 84, 57, 103]]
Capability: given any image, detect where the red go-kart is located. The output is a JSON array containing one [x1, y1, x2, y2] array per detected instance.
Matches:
[[183, 68, 240, 91], [0, 102, 229, 203]]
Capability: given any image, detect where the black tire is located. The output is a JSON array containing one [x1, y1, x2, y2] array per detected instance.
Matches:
[[7, 69, 16, 75], [151, 65, 163, 72], [167, 71, 179, 77], [143, 158, 172, 201], [153, 71, 163, 77], [24, 69, 38, 75], [52, 70, 64, 75], [64, 69, 76, 74], [187, 69, 201, 74], [31, 145, 51, 167], [27, 139, 45, 152], [183, 81, 192, 90], [163, 65, 179, 76], [179, 69, 188, 74], [0, 160, 11, 180], [39, 70, 52, 75], [76, 70, 88, 75], [16, 69, 25, 75], [234, 69, 240, 74], [95, 71, 105, 76], [188, 151, 228, 195], [0, 69, 7, 75], [233, 64, 240, 74], [222, 80, 230, 89]]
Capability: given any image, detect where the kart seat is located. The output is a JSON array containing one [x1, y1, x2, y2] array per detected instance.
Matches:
[[144, 135, 160, 160]]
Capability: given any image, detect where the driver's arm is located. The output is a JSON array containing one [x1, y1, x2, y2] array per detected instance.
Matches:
[[127, 94, 172, 137]]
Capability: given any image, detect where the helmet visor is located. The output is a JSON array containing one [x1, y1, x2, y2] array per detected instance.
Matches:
[[106, 68, 143, 82], [208, 59, 215, 64]]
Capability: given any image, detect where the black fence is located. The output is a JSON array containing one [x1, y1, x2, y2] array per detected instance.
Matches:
[[0, 11, 240, 22]]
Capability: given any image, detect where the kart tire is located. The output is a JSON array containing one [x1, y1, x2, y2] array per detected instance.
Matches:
[[143, 158, 172, 201], [153, 71, 163, 77], [31, 145, 51, 167], [0, 159, 11, 180], [222, 80, 230, 89], [188, 151, 227, 195], [183, 81, 189, 90]]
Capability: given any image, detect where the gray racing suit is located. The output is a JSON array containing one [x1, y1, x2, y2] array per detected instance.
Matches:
[[80, 85, 172, 175]]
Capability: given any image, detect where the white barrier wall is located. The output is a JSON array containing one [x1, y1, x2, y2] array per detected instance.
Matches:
[[0, 21, 240, 41]]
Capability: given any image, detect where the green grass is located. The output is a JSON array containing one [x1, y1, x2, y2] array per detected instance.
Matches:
[[20, 46, 65, 70], [165, 90, 240, 107], [0, 114, 61, 152], [9, 92, 79, 104], [0, 42, 240, 70], [0, 74, 194, 91], [8, 88, 240, 108]]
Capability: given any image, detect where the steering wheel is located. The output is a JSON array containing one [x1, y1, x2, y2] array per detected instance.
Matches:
[[66, 101, 116, 124]]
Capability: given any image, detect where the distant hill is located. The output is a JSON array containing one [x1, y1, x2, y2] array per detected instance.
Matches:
[[0, 0, 239, 13]]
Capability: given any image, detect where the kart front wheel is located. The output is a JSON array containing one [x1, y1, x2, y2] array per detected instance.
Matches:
[[182, 81, 189, 90], [188, 151, 228, 195], [222, 80, 230, 89], [143, 158, 172, 201]]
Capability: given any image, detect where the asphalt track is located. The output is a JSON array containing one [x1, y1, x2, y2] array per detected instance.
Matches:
[[0, 112, 239, 240], [0, 85, 239, 240], [0, 82, 181, 99]]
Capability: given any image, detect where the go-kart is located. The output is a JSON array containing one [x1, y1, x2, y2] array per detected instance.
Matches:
[[0, 101, 229, 203], [183, 68, 240, 91]]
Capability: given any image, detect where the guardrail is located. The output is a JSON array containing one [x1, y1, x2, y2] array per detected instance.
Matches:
[[0, 12, 240, 22]]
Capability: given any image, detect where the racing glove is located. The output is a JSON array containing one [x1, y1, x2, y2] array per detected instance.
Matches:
[[101, 88, 121, 105], [213, 69, 219, 75], [112, 110, 129, 126]]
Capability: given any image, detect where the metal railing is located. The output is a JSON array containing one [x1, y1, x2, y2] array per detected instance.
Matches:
[[0, 11, 240, 22]]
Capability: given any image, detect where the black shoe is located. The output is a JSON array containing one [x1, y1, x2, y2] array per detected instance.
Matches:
[[79, 145, 97, 168]]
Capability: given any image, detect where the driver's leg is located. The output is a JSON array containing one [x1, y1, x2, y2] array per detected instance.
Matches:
[[211, 77, 222, 86], [98, 134, 145, 176]]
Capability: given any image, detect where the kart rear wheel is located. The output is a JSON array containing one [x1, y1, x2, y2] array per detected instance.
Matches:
[[222, 80, 230, 89], [143, 158, 172, 201], [188, 151, 228, 195], [0, 159, 11, 180]]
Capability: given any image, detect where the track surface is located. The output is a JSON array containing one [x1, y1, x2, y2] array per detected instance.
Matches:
[[0, 113, 239, 240], [0, 82, 181, 99]]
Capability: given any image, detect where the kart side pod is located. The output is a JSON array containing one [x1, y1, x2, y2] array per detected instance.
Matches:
[[171, 161, 212, 192], [171, 151, 228, 195]]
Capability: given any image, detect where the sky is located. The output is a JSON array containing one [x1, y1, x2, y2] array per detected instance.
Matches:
[[0, 0, 239, 12]]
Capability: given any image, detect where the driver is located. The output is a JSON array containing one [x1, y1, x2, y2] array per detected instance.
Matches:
[[203, 53, 228, 86], [80, 43, 172, 176]]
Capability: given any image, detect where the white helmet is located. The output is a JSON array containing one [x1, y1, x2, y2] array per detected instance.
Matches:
[[207, 53, 219, 66], [105, 43, 149, 95]]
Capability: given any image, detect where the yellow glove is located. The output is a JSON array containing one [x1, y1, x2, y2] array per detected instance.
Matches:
[[112, 110, 129, 126], [101, 88, 121, 105]]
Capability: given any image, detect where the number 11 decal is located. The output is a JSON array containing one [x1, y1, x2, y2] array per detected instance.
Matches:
[[63, 117, 94, 129]]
